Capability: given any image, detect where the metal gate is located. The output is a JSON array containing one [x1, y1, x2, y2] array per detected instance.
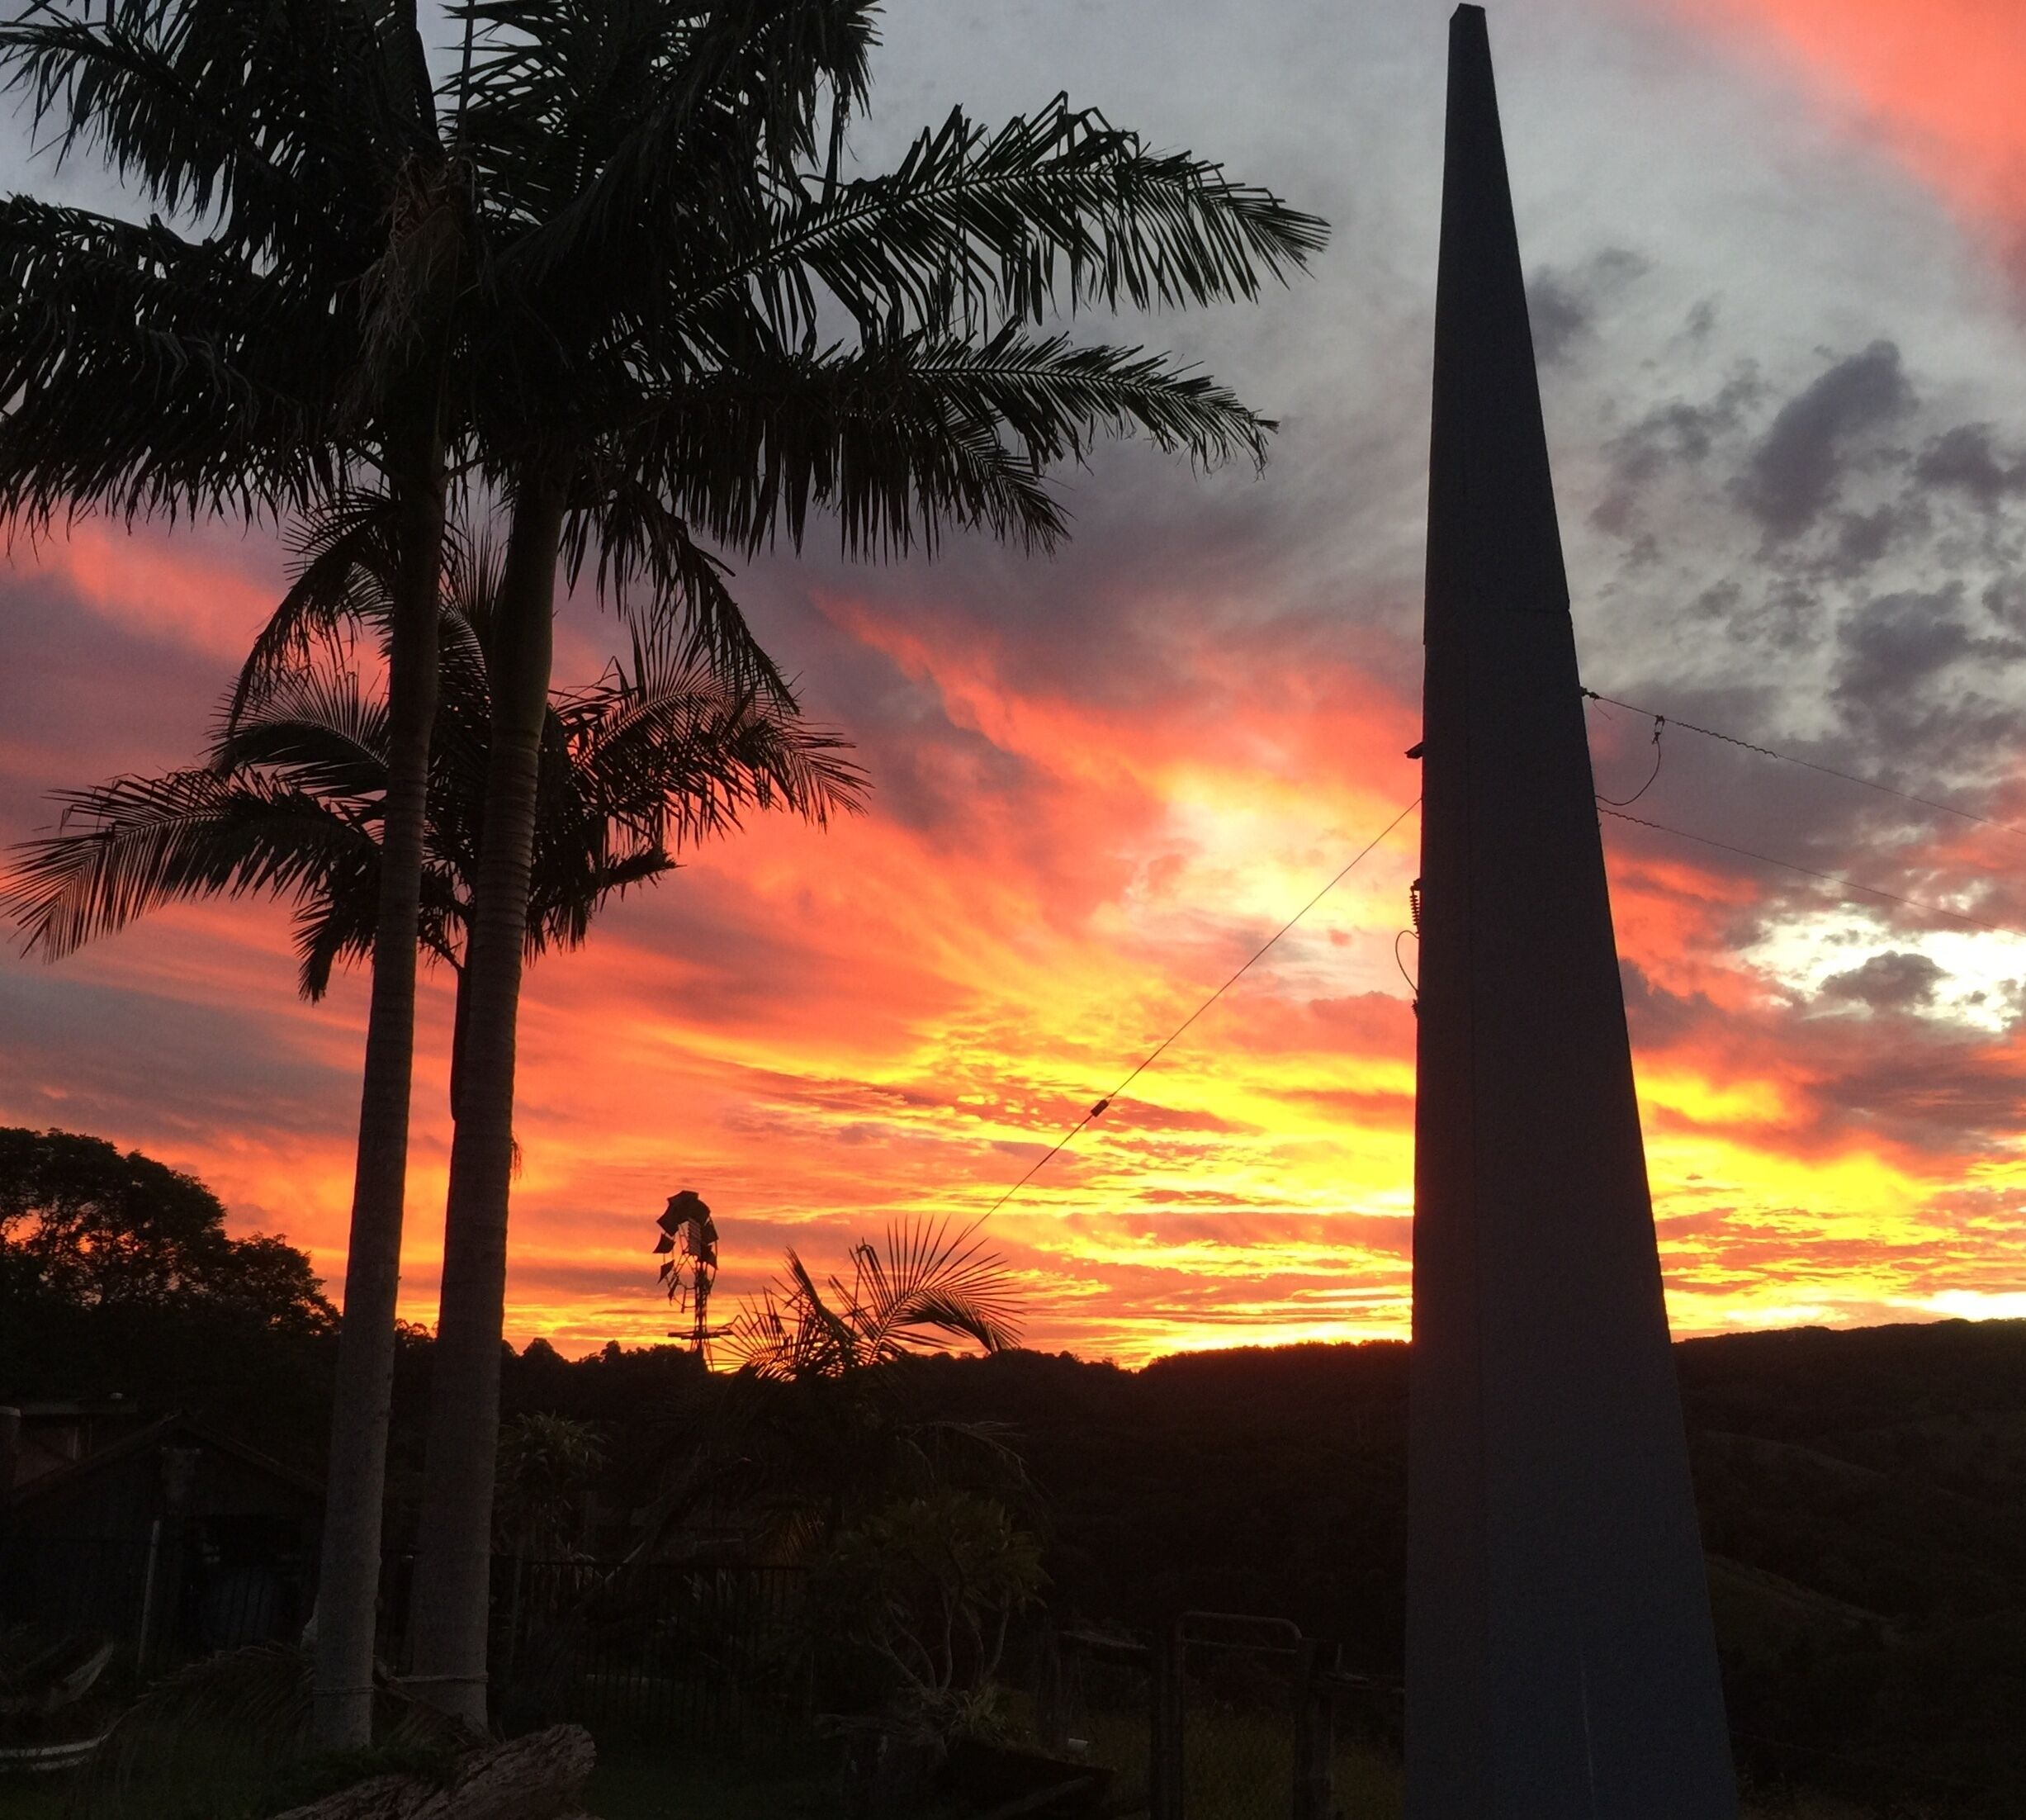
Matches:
[[1173, 1614, 1328, 1820], [1043, 1614, 1391, 1820]]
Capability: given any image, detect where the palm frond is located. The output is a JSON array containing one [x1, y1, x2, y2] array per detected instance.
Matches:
[[0, 196, 347, 528], [0, 0, 422, 263], [226, 487, 400, 727], [289, 852, 373, 1001], [523, 842, 672, 958], [722, 1260, 852, 1382], [679, 96, 1328, 353], [0, 0, 451, 534], [561, 475, 786, 694], [463, 0, 878, 296], [3, 770, 373, 963], [215, 661, 391, 805], [854, 1218, 1023, 1361], [68, 1641, 467, 1820], [616, 325, 1270, 561], [725, 1219, 1025, 1382], [11, 487, 854, 999], [567, 616, 865, 842], [68, 1642, 313, 1820]]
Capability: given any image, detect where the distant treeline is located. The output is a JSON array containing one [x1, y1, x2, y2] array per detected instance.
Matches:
[[6, 1177, 2023, 1810]]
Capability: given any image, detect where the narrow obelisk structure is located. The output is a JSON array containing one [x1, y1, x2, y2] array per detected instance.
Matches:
[[1406, 10, 1737, 1816]]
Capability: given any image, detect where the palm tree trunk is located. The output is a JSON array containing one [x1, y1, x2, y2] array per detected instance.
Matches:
[[405, 467, 566, 1726], [448, 960, 470, 1126], [313, 419, 447, 1749]]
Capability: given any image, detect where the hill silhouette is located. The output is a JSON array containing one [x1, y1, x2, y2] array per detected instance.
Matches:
[[893, 1320, 2026, 1808], [7, 1256, 2021, 1808]]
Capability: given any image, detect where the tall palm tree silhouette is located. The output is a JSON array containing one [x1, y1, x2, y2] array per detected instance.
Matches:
[[0, 2, 469, 1737], [409, 6, 1324, 1719]]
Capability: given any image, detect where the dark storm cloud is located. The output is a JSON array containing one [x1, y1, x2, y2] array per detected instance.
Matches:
[[1809, 1041, 2026, 1155], [1528, 248, 1650, 367], [1530, 276, 1590, 369], [1914, 424, 2026, 513], [1824, 586, 2026, 781], [1734, 340, 1914, 539], [1981, 576, 2026, 636], [1585, 326, 2026, 871], [1592, 366, 1763, 537], [1828, 502, 1924, 573], [1818, 950, 1946, 1012], [0, 969, 352, 1143], [1618, 960, 1725, 1048], [1830, 586, 1975, 713], [1591, 343, 1969, 598]]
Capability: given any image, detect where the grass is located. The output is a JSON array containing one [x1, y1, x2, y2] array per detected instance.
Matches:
[[586, 1740, 836, 1820], [0, 1744, 839, 1820], [0, 1779, 68, 1820], [0, 1728, 1929, 1820]]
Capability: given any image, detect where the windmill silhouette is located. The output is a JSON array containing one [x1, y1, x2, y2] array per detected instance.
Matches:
[[655, 1189, 726, 1365]]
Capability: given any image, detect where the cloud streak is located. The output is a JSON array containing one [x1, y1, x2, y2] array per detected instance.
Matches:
[[6, 0, 2026, 1359]]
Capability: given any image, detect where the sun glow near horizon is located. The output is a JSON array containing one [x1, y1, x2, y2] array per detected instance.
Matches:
[[7, 0, 2026, 1364]]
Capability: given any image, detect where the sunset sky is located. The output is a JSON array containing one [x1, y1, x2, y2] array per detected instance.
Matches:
[[6, 0, 2026, 1361]]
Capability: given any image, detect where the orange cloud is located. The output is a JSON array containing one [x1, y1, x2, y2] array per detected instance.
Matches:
[[1657, 0, 2026, 263], [9, 493, 2026, 1363], [17, 522, 284, 663]]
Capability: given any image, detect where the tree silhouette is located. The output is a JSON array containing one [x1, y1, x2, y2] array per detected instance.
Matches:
[[0, 2, 467, 1738], [0, 1126, 333, 1329], [4, 0, 1326, 1725], [406, 3, 1323, 1723]]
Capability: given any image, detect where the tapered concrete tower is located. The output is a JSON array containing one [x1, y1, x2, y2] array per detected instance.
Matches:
[[1405, 10, 1737, 1816]]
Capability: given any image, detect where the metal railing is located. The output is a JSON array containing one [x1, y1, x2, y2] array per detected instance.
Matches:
[[376, 1553, 808, 1742], [3, 1533, 806, 1746], [1035, 1615, 1400, 1820]]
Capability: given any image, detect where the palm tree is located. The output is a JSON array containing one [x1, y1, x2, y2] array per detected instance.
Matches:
[[400, 2, 1324, 1723], [726, 1219, 1023, 1383], [0, 7, 888, 1730], [625, 1219, 1030, 1570], [0, 2, 465, 1741], [3, 516, 864, 1128]]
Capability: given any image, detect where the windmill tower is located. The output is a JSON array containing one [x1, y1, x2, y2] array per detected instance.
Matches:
[[656, 1189, 722, 1365], [1406, 9, 1737, 1814]]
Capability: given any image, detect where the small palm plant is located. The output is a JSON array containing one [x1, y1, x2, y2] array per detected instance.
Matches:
[[627, 1220, 1031, 1603], [725, 1218, 1024, 1382], [717, 1223, 1037, 1775]]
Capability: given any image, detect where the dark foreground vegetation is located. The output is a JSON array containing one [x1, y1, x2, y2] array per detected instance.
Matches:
[[5, 1131, 2024, 1813], [909, 1327, 2026, 1810]]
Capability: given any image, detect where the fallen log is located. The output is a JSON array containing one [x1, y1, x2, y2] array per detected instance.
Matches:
[[272, 1723, 596, 1820]]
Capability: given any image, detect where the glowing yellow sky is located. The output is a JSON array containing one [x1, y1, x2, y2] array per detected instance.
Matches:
[[5, 0, 2026, 1363]]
